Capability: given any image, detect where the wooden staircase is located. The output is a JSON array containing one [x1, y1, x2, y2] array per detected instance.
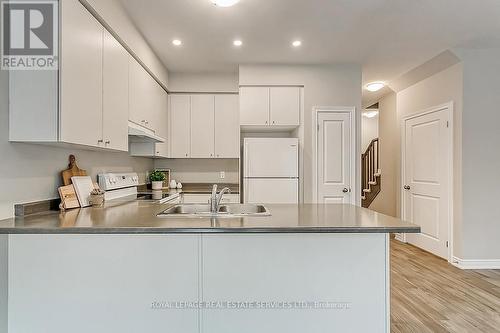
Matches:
[[361, 138, 381, 208]]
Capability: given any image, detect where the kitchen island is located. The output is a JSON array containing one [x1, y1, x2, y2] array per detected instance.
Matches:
[[0, 203, 419, 333]]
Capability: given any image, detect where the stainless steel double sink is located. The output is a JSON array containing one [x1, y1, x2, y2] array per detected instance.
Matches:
[[157, 204, 270, 218]]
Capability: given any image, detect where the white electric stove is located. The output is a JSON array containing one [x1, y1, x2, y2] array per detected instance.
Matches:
[[97, 172, 179, 203]]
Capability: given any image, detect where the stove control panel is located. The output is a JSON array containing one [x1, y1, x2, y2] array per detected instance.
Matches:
[[98, 173, 139, 191]]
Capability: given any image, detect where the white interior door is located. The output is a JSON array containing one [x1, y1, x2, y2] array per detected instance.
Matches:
[[316, 112, 352, 204], [403, 107, 451, 260]]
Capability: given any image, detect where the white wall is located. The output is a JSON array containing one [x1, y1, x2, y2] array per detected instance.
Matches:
[[154, 159, 239, 184], [239, 65, 362, 203], [83, 0, 169, 87], [396, 63, 463, 257], [361, 112, 379, 151], [168, 72, 238, 92], [453, 48, 500, 260], [369, 93, 397, 217]]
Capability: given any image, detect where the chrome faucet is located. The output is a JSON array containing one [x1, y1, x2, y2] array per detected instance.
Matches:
[[210, 184, 231, 213]]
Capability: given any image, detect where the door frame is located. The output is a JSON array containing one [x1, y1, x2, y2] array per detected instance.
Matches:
[[312, 106, 357, 204], [399, 102, 454, 262]]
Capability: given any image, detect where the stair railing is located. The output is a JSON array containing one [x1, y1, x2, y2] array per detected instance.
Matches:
[[361, 138, 380, 207]]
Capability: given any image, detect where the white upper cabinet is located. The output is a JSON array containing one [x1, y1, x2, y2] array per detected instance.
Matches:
[[215, 95, 240, 158], [240, 86, 300, 131], [240, 87, 269, 126], [168, 94, 239, 159], [191, 95, 215, 158], [59, 0, 103, 147], [170, 95, 191, 158], [8, 0, 166, 154], [270, 87, 300, 126], [154, 86, 169, 157], [102, 29, 129, 152], [129, 58, 151, 129]]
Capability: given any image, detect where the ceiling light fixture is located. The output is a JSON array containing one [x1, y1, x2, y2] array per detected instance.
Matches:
[[292, 40, 302, 47], [172, 39, 182, 46], [233, 40, 243, 46], [365, 82, 385, 92], [363, 111, 379, 118], [211, 0, 240, 7]]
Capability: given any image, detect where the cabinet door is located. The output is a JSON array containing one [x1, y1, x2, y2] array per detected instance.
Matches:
[[59, 0, 103, 147], [102, 30, 129, 152], [129, 58, 153, 128], [270, 87, 300, 126], [145, 75, 160, 133], [9, 234, 200, 333], [215, 95, 240, 158], [190, 95, 215, 158], [239, 87, 269, 126], [169, 95, 191, 158], [154, 88, 169, 157]]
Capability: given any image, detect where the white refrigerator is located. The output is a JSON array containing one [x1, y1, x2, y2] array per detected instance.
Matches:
[[243, 138, 299, 204]]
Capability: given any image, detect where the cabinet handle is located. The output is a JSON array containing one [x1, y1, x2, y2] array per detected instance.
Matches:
[[265, 121, 268, 124], [272, 121, 275, 124], [105, 140, 110, 145], [97, 139, 103, 144], [185, 153, 188, 157]]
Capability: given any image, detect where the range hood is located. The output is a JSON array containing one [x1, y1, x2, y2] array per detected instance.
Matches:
[[128, 121, 165, 143]]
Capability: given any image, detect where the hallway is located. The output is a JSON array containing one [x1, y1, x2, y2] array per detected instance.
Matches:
[[391, 240, 500, 332]]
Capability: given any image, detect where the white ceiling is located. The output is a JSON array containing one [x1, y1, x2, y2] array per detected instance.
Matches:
[[119, 0, 500, 96]]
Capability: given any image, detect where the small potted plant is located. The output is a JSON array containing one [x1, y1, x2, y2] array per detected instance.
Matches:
[[150, 170, 166, 190]]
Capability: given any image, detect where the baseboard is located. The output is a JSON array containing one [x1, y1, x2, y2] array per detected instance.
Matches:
[[394, 233, 406, 243], [452, 256, 500, 270]]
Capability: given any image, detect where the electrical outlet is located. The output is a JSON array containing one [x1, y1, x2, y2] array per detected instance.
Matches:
[[220, 171, 225, 179]]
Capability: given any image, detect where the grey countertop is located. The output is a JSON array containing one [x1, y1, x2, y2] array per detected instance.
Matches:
[[0, 201, 420, 234]]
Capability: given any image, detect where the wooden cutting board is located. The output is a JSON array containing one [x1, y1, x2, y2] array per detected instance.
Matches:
[[62, 154, 87, 186], [58, 184, 80, 209]]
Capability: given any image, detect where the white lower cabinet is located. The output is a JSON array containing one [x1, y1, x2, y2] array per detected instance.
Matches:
[[7, 234, 389, 333], [201, 234, 388, 333], [8, 235, 200, 333]]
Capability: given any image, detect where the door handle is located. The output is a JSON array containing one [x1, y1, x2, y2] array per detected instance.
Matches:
[[342, 188, 350, 193], [404, 185, 411, 190]]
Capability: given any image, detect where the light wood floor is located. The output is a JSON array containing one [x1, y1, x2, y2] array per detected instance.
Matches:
[[391, 240, 500, 332]]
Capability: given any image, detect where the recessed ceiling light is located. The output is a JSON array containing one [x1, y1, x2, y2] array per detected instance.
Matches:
[[233, 40, 243, 46], [172, 39, 182, 46], [211, 0, 240, 7], [365, 82, 385, 92], [292, 40, 302, 47]]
